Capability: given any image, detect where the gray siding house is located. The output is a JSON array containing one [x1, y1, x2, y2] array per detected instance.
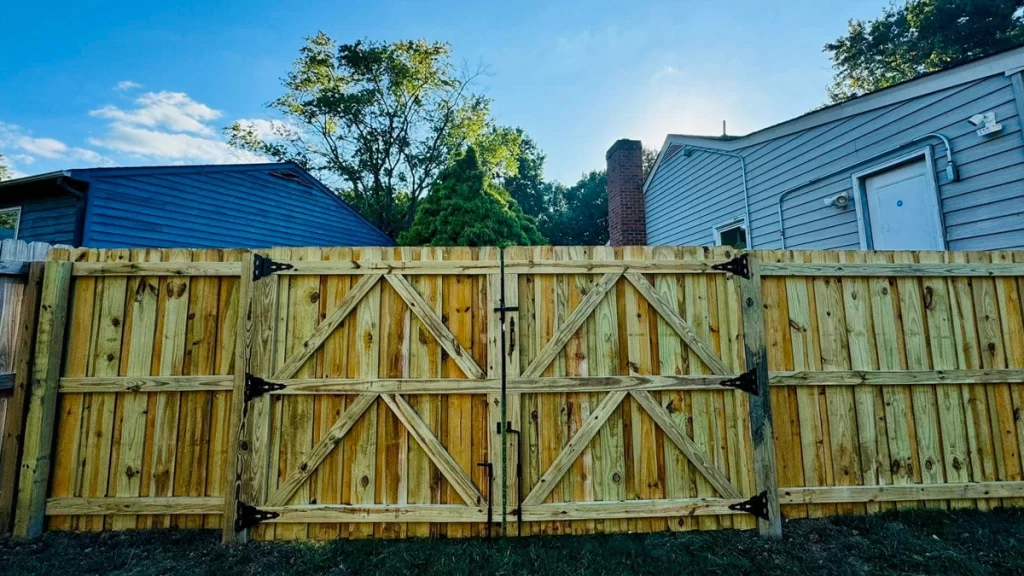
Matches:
[[623, 46, 1024, 251]]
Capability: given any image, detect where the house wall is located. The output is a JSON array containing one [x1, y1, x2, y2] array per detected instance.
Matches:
[[645, 72, 1024, 250], [78, 164, 393, 248], [0, 188, 79, 245]]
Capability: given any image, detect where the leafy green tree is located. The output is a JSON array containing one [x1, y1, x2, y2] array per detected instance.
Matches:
[[643, 147, 659, 178], [500, 131, 548, 219], [399, 147, 545, 247], [227, 33, 500, 237], [825, 0, 1024, 103], [0, 153, 10, 181], [539, 170, 608, 245]]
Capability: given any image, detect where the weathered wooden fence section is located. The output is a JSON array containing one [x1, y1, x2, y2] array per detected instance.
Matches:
[[7, 246, 1024, 541], [0, 240, 52, 534]]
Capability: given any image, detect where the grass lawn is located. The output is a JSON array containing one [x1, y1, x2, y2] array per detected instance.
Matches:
[[3, 509, 1024, 575]]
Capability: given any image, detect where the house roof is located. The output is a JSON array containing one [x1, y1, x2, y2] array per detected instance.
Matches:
[[0, 161, 393, 245], [643, 45, 1024, 192]]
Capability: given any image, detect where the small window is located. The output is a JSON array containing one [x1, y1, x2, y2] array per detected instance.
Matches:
[[714, 218, 747, 249], [0, 207, 20, 240]]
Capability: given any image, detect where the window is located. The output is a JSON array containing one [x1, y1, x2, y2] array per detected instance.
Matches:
[[0, 207, 20, 241], [713, 218, 747, 249]]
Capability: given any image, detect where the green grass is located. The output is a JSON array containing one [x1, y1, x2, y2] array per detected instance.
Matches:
[[3, 509, 1024, 575]]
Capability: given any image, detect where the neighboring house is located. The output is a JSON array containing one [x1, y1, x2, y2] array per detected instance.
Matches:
[[607, 46, 1024, 251], [0, 162, 393, 248]]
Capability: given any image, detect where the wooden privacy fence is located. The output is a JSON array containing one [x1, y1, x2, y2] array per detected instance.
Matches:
[[0, 240, 53, 534], [7, 245, 1024, 542]]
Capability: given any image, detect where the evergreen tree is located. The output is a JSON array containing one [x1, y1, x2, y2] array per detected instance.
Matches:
[[399, 147, 546, 247]]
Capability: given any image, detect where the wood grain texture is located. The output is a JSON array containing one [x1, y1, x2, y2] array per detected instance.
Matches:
[[12, 261, 72, 538]]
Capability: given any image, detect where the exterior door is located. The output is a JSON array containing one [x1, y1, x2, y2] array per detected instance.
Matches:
[[863, 159, 944, 250]]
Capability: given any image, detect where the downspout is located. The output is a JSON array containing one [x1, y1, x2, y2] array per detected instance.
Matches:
[[776, 133, 956, 249], [56, 176, 87, 247], [681, 145, 754, 248]]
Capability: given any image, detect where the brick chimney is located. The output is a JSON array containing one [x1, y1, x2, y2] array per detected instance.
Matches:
[[606, 139, 647, 246]]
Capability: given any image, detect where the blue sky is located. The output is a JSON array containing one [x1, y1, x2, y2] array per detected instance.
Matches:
[[0, 0, 887, 184]]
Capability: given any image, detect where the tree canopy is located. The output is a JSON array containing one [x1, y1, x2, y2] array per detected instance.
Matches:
[[539, 171, 608, 246], [825, 0, 1024, 103], [0, 153, 10, 181], [398, 146, 545, 247], [226, 33, 523, 237]]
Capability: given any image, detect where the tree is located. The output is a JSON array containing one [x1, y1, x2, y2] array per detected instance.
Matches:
[[398, 147, 545, 247], [643, 147, 659, 178], [0, 154, 9, 181], [539, 171, 608, 245], [226, 33, 500, 237], [825, 0, 1024, 103], [499, 131, 548, 219]]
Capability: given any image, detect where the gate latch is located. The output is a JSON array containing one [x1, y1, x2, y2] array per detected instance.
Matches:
[[235, 501, 279, 532], [711, 253, 750, 279], [253, 254, 294, 281], [728, 490, 770, 521], [719, 368, 759, 396], [244, 374, 287, 402]]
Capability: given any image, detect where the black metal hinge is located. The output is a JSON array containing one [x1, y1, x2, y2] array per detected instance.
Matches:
[[728, 490, 770, 521], [235, 501, 280, 532], [711, 253, 750, 279], [244, 374, 287, 402], [253, 254, 294, 281], [720, 368, 759, 395]]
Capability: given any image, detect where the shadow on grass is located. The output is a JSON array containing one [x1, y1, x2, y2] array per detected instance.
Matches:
[[2, 509, 1023, 575]]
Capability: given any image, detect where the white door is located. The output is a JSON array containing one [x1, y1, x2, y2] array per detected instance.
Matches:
[[864, 159, 944, 250]]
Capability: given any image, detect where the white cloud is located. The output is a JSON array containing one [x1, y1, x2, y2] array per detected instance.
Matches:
[[87, 89, 267, 165], [114, 80, 143, 91], [233, 118, 294, 141], [91, 91, 223, 136], [16, 136, 67, 158], [88, 124, 265, 164], [0, 122, 110, 168]]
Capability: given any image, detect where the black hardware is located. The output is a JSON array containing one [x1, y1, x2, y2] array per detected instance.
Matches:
[[496, 249, 514, 536], [235, 501, 280, 532], [711, 253, 750, 279], [477, 462, 494, 537], [252, 254, 294, 281], [728, 490, 770, 521], [244, 374, 287, 402], [504, 422, 523, 537], [720, 368, 759, 396]]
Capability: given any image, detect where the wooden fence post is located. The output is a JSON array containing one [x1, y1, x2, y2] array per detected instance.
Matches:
[[0, 262, 44, 534], [223, 254, 254, 543], [738, 253, 782, 538], [223, 252, 277, 543], [12, 260, 72, 538]]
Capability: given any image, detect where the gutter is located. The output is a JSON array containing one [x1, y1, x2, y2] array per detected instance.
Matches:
[[776, 133, 956, 249]]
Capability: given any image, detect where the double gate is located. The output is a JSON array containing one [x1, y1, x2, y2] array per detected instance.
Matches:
[[225, 246, 777, 541]]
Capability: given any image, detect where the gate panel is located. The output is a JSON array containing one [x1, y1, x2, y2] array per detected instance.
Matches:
[[243, 247, 499, 539], [509, 246, 758, 535]]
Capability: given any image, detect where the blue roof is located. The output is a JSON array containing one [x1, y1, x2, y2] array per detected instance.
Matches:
[[62, 162, 393, 248]]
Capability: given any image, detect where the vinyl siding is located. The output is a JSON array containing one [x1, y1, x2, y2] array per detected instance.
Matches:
[[646, 73, 1024, 250], [0, 192, 78, 245], [77, 164, 393, 248]]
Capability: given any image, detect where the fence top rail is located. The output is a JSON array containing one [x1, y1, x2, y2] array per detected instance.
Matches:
[[67, 257, 1024, 278], [0, 259, 29, 276], [759, 261, 1024, 277]]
